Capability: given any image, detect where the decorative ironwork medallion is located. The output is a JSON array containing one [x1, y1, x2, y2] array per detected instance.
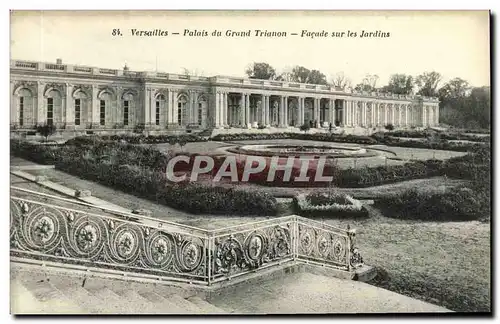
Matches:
[[115, 229, 138, 259], [243, 232, 267, 268], [75, 222, 101, 254], [316, 233, 330, 258], [299, 227, 314, 255], [332, 238, 345, 260], [26, 207, 61, 250], [146, 231, 173, 267], [178, 239, 203, 272]]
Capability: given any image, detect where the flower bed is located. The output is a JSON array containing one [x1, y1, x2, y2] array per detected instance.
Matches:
[[294, 192, 369, 218], [11, 139, 279, 216]]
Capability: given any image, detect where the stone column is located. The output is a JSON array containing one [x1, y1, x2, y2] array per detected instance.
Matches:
[[36, 82, 45, 125], [265, 95, 270, 126], [214, 92, 220, 128], [220, 92, 226, 126], [64, 83, 74, 128], [284, 96, 288, 127], [344, 100, 349, 126], [239, 94, 245, 126], [91, 84, 100, 128], [171, 90, 178, 127], [278, 96, 284, 127], [298, 97, 303, 125], [260, 94, 265, 124], [245, 93, 250, 127]]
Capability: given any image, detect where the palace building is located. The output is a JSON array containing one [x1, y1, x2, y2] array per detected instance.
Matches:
[[10, 59, 440, 134]]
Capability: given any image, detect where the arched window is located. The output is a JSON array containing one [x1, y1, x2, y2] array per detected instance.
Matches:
[[73, 91, 88, 126], [155, 94, 165, 126], [46, 90, 62, 126], [98, 92, 112, 126], [123, 92, 136, 126], [17, 88, 33, 127], [197, 95, 207, 127], [177, 95, 188, 126]]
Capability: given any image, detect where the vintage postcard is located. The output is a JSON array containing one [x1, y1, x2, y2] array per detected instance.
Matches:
[[9, 10, 491, 315]]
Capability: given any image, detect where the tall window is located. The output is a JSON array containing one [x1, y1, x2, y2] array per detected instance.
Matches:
[[19, 97, 24, 126], [155, 101, 160, 126], [47, 98, 54, 126], [320, 103, 327, 123], [74, 99, 81, 126], [177, 102, 182, 125], [123, 100, 129, 126], [100, 100, 106, 126], [198, 103, 202, 126]]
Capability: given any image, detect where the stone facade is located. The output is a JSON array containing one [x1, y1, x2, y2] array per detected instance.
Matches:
[[10, 59, 440, 133]]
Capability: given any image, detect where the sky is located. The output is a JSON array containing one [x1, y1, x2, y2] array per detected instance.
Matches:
[[10, 10, 490, 87]]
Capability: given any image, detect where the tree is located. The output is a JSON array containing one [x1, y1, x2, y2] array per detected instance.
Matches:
[[381, 74, 414, 95], [307, 70, 328, 85], [438, 78, 470, 99], [330, 72, 352, 90], [291, 66, 311, 83], [245, 62, 277, 80], [415, 71, 442, 97], [283, 66, 328, 85], [37, 124, 56, 142], [354, 74, 379, 92]]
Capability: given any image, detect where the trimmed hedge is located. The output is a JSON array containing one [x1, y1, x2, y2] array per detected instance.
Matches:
[[65, 134, 208, 146], [386, 130, 490, 143], [212, 132, 378, 145], [211, 132, 488, 152], [11, 140, 279, 216], [375, 187, 490, 221]]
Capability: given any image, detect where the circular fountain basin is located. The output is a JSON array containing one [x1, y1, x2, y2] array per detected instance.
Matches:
[[227, 144, 377, 158]]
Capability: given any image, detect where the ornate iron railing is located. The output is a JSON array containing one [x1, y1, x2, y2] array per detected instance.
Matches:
[[10, 189, 364, 286]]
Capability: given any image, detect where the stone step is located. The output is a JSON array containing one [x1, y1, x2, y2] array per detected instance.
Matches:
[[186, 296, 230, 314], [138, 291, 188, 314], [10, 279, 45, 314], [83, 287, 131, 314], [48, 278, 109, 314], [117, 290, 161, 314], [13, 275, 84, 314], [164, 294, 206, 314]]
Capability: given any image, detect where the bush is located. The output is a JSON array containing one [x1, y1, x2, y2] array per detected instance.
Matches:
[[36, 124, 57, 141], [299, 124, 310, 132], [375, 187, 490, 221], [385, 124, 395, 131], [11, 139, 278, 216]]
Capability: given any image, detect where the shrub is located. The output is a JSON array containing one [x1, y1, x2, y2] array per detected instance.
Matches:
[[299, 123, 311, 132], [385, 124, 395, 131], [375, 187, 490, 221], [11, 139, 278, 216], [36, 124, 57, 142]]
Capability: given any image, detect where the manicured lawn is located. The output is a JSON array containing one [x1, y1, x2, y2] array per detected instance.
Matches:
[[11, 156, 489, 312], [168, 139, 467, 169], [324, 208, 491, 312]]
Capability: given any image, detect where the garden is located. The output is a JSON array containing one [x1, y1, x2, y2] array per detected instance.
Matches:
[[10, 128, 491, 312]]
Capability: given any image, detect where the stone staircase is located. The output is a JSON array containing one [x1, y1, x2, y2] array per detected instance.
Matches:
[[10, 267, 231, 315]]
